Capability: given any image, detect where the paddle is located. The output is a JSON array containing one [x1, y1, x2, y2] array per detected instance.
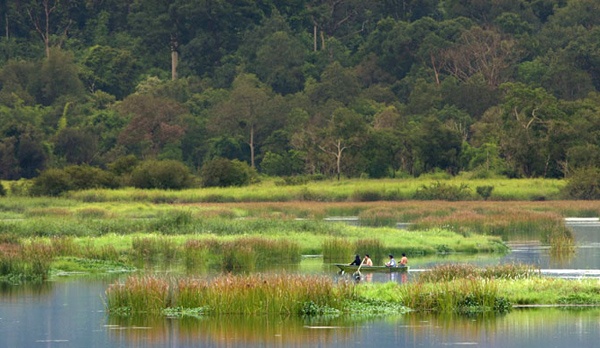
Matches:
[[353, 258, 365, 281]]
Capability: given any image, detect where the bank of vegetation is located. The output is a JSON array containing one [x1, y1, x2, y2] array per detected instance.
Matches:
[[2, 1, 600, 198], [104, 264, 600, 318], [3, 176, 597, 283]]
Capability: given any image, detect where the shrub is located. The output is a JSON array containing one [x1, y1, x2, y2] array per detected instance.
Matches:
[[200, 158, 256, 187], [562, 167, 600, 199], [476, 185, 494, 200], [29, 165, 120, 196], [29, 168, 73, 196], [129, 159, 194, 189], [260, 151, 304, 177], [64, 165, 119, 190], [9, 180, 33, 196], [414, 181, 472, 201], [0, 182, 5, 196], [108, 155, 139, 176]]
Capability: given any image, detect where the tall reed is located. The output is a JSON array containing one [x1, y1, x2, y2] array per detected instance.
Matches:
[[105, 275, 172, 313], [358, 208, 398, 227], [106, 274, 354, 316], [182, 239, 213, 271], [354, 238, 384, 264], [130, 236, 177, 265], [418, 263, 540, 282], [0, 240, 54, 282], [322, 238, 354, 263], [399, 278, 510, 313]]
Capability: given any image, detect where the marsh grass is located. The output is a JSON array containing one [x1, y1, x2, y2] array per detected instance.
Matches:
[[358, 208, 398, 227], [410, 207, 570, 241], [150, 210, 194, 234], [182, 239, 212, 271], [67, 177, 565, 203], [418, 263, 540, 283], [382, 264, 536, 313], [398, 278, 508, 313], [75, 207, 111, 219], [131, 236, 177, 265], [50, 236, 78, 256], [106, 274, 354, 315], [0, 240, 54, 282], [354, 238, 385, 264], [322, 238, 354, 263], [105, 275, 171, 313]]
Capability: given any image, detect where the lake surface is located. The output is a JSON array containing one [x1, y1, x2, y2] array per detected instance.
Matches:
[[1, 222, 599, 347]]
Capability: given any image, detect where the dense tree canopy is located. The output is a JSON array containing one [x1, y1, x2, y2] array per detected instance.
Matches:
[[1, 0, 599, 182]]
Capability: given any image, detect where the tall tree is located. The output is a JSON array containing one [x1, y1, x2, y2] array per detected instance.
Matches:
[[211, 74, 271, 168], [117, 94, 187, 158], [22, 0, 74, 57], [303, 106, 367, 180]]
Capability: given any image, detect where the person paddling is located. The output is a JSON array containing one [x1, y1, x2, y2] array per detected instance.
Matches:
[[363, 254, 373, 266]]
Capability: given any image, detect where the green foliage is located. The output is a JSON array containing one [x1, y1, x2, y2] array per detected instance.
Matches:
[[260, 151, 304, 177], [414, 181, 472, 201], [2, 1, 600, 182], [30, 165, 119, 196], [129, 160, 194, 190], [64, 165, 119, 190], [476, 185, 494, 200], [200, 158, 256, 188], [29, 169, 73, 196], [0, 182, 6, 196], [562, 167, 600, 200]]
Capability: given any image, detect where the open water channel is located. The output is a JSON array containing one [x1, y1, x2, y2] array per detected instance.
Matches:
[[1, 222, 599, 347]]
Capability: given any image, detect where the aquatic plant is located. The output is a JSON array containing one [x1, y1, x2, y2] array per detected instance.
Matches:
[[106, 274, 354, 316], [418, 263, 540, 283], [354, 238, 385, 264], [397, 278, 511, 314], [105, 275, 171, 313], [0, 240, 53, 283], [322, 238, 354, 263]]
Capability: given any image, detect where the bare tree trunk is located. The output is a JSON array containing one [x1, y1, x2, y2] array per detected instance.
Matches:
[[320, 30, 326, 50], [431, 53, 440, 85], [170, 35, 178, 80], [249, 124, 255, 168], [27, 0, 56, 58], [313, 24, 317, 52], [336, 142, 342, 181], [171, 50, 178, 80]]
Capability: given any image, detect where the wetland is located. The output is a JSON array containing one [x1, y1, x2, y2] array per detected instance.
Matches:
[[1, 183, 600, 347]]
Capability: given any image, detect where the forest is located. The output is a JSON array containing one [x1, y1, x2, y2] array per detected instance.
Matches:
[[1, 0, 599, 188]]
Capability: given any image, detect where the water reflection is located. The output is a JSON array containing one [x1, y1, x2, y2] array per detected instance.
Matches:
[[107, 314, 360, 347]]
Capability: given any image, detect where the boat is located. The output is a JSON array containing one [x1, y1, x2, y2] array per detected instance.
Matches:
[[335, 264, 409, 273]]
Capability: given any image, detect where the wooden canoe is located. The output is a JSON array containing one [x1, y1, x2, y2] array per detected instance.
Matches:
[[335, 264, 409, 273]]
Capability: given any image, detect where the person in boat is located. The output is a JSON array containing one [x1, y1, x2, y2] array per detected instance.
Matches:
[[400, 253, 408, 266], [385, 254, 397, 267], [349, 254, 361, 266], [363, 254, 373, 266]]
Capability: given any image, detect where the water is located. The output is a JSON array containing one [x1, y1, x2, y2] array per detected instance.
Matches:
[[1, 224, 600, 347]]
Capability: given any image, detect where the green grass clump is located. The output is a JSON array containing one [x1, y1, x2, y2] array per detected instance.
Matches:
[[0, 240, 53, 283], [322, 238, 354, 263], [106, 274, 354, 316], [418, 263, 540, 282], [105, 275, 171, 314]]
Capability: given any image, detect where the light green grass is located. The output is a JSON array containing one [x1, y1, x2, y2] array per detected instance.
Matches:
[[63, 177, 566, 203]]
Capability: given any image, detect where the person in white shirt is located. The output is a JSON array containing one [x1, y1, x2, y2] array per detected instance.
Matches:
[[385, 254, 396, 267]]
